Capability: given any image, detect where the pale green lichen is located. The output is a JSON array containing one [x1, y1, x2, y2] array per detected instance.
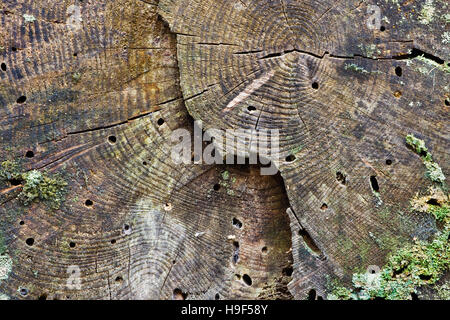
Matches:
[[222, 170, 230, 181], [23, 14, 36, 23], [291, 145, 304, 155], [437, 283, 450, 299], [0, 161, 67, 209], [406, 134, 446, 184], [358, 44, 380, 59], [418, 0, 435, 25], [19, 170, 67, 209], [442, 32, 450, 44], [407, 55, 450, 75], [0, 254, 12, 282], [443, 13, 450, 23], [72, 72, 82, 83], [345, 63, 370, 74], [344, 63, 383, 75]]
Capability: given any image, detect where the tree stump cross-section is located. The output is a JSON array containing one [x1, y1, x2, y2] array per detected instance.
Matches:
[[0, 0, 448, 300]]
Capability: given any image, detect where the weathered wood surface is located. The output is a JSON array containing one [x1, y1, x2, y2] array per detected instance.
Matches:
[[0, 0, 448, 300]]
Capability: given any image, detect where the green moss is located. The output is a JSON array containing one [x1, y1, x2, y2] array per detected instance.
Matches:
[[406, 134, 446, 184], [328, 286, 352, 300], [0, 160, 22, 181], [221, 170, 230, 181], [328, 217, 450, 300], [0, 161, 67, 209], [429, 204, 449, 223]]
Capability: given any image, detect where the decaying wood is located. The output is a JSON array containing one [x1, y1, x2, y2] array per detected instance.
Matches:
[[0, 0, 449, 300]]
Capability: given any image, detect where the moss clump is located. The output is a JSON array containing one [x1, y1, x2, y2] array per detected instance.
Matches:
[[329, 227, 449, 300], [19, 170, 67, 209], [406, 134, 446, 184], [411, 187, 449, 224], [429, 205, 449, 223], [0, 160, 22, 181], [329, 185, 449, 300], [0, 161, 67, 209]]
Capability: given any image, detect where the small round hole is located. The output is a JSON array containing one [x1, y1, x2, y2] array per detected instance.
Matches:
[[213, 184, 220, 191], [124, 224, 130, 231], [445, 99, 450, 106], [143, 161, 148, 166], [370, 176, 380, 193], [12, 47, 17, 52], [394, 91, 402, 98], [115, 276, 123, 282], [261, 246, 268, 253], [285, 154, 296, 163], [16, 96, 27, 104], [25, 150, 34, 158], [19, 288, 29, 296], [38, 293, 48, 300], [85, 199, 93, 207], [157, 118, 165, 126], [282, 266, 293, 277], [9, 178, 22, 186], [26, 238, 34, 246], [163, 202, 172, 211], [336, 171, 347, 185], [380, 26, 386, 32], [321, 203, 328, 210], [108, 136, 117, 144], [312, 82, 319, 90], [1, 63, 6, 71], [242, 274, 252, 286], [308, 289, 316, 300], [386, 159, 393, 165], [73, 52, 78, 57], [232, 217, 243, 229], [69, 242, 76, 248], [395, 66, 402, 77], [19, 220, 25, 225], [247, 106, 256, 112], [215, 293, 220, 300], [110, 239, 116, 244], [173, 288, 187, 300]]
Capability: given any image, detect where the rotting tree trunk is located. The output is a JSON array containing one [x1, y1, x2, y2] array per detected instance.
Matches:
[[0, 0, 449, 300]]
